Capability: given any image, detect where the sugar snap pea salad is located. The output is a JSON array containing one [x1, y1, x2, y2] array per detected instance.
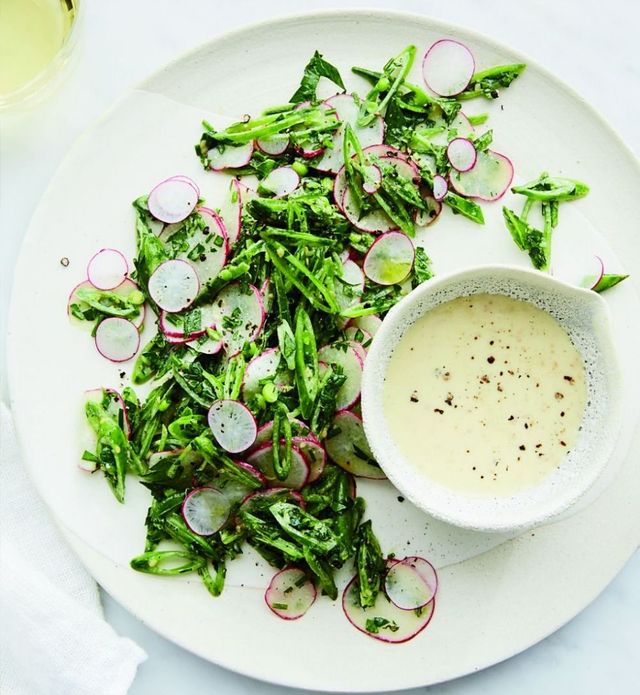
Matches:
[[68, 38, 628, 642]]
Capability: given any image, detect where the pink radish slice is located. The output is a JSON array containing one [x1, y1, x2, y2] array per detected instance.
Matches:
[[257, 135, 289, 156], [213, 283, 265, 356], [68, 279, 146, 328], [325, 410, 386, 479], [94, 317, 140, 363], [450, 111, 474, 138], [415, 195, 442, 227], [246, 444, 309, 489], [583, 255, 605, 290], [208, 399, 257, 453], [218, 178, 243, 246], [362, 164, 382, 194], [239, 487, 305, 515], [347, 315, 382, 337], [362, 144, 410, 161], [317, 344, 363, 410], [422, 39, 475, 97], [384, 559, 437, 610], [186, 332, 223, 355], [335, 259, 365, 314], [148, 177, 199, 224], [208, 141, 254, 171], [447, 138, 477, 172], [260, 166, 300, 198], [432, 175, 448, 201], [293, 437, 326, 483], [386, 556, 438, 610], [363, 232, 415, 286], [232, 461, 268, 488], [163, 332, 193, 346], [85, 387, 132, 439], [342, 187, 395, 233], [265, 568, 317, 620], [449, 149, 514, 201], [159, 304, 215, 339], [148, 259, 199, 313], [252, 418, 319, 451], [87, 249, 129, 290], [344, 325, 373, 350], [242, 348, 282, 400], [182, 486, 230, 536], [348, 340, 367, 365], [342, 575, 435, 643], [314, 94, 384, 174], [169, 175, 200, 198]]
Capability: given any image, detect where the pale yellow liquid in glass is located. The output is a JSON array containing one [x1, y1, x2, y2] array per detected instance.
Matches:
[[0, 0, 76, 100]]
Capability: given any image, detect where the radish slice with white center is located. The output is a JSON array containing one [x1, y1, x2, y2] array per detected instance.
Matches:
[[186, 331, 223, 355], [335, 260, 365, 313], [362, 144, 410, 161], [208, 399, 257, 453], [347, 315, 382, 337], [363, 232, 415, 286], [325, 410, 386, 479], [384, 559, 437, 610], [450, 149, 514, 201], [252, 418, 319, 451], [257, 135, 289, 156], [362, 164, 382, 194], [432, 175, 448, 201], [246, 444, 309, 489], [293, 437, 326, 483], [219, 178, 243, 246], [415, 194, 442, 227], [449, 111, 474, 138], [265, 568, 317, 620], [208, 141, 254, 171], [159, 303, 217, 339], [387, 556, 438, 610], [94, 317, 140, 362], [169, 175, 200, 198], [87, 249, 129, 290], [317, 344, 363, 410], [345, 325, 373, 350], [148, 177, 199, 224], [342, 187, 396, 233], [447, 137, 477, 172], [213, 282, 265, 356], [242, 347, 281, 400], [342, 574, 435, 643], [580, 255, 605, 290], [181, 487, 230, 536], [68, 279, 146, 328], [314, 94, 384, 174], [422, 39, 475, 97], [148, 259, 199, 313], [260, 166, 300, 198]]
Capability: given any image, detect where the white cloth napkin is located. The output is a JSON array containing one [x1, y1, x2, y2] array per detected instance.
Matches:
[[0, 403, 147, 695]]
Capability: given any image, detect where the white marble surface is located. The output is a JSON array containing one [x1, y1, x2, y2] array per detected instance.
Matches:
[[1, 0, 638, 693]]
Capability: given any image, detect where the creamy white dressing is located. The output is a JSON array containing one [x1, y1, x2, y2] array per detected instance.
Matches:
[[384, 293, 587, 497]]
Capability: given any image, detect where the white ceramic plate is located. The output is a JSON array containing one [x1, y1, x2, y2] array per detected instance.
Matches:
[[7, 10, 640, 692]]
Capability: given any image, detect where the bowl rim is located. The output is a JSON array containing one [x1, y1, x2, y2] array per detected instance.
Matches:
[[361, 262, 622, 533]]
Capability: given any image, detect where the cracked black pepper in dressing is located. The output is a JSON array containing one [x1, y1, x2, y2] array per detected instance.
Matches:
[[384, 294, 586, 497]]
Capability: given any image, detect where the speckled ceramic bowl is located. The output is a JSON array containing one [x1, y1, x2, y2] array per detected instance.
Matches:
[[361, 264, 622, 533]]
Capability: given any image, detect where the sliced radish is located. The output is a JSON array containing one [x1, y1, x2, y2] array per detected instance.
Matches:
[[169, 174, 200, 198], [186, 332, 223, 355], [148, 176, 199, 224], [342, 574, 435, 643], [449, 149, 514, 201], [342, 188, 395, 233], [363, 232, 415, 286], [246, 444, 309, 489], [325, 410, 386, 479], [68, 279, 145, 328], [208, 399, 257, 453], [580, 255, 605, 290], [317, 344, 363, 410], [293, 437, 326, 483], [422, 39, 475, 97], [432, 175, 448, 201], [239, 487, 305, 515], [87, 249, 129, 291], [182, 486, 230, 536], [314, 94, 384, 174], [347, 315, 382, 337], [335, 259, 365, 313], [94, 317, 140, 363], [256, 135, 289, 156], [265, 567, 317, 620], [159, 304, 215, 339], [252, 418, 319, 451], [213, 283, 265, 356], [219, 178, 243, 246], [260, 166, 300, 198], [362, 164, 382, 194], [208, 141, 254, 171], [148, 259, 199, 313], [447, 138, 477, 172], [449, 111, 474, 138], [362, 144, 410, 161], [415, 194, 442, 227], [230, 460, 267, 488], [242, 348, 281, 400], [344, 326, 372, 351], [384, 559, 437, 611]]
